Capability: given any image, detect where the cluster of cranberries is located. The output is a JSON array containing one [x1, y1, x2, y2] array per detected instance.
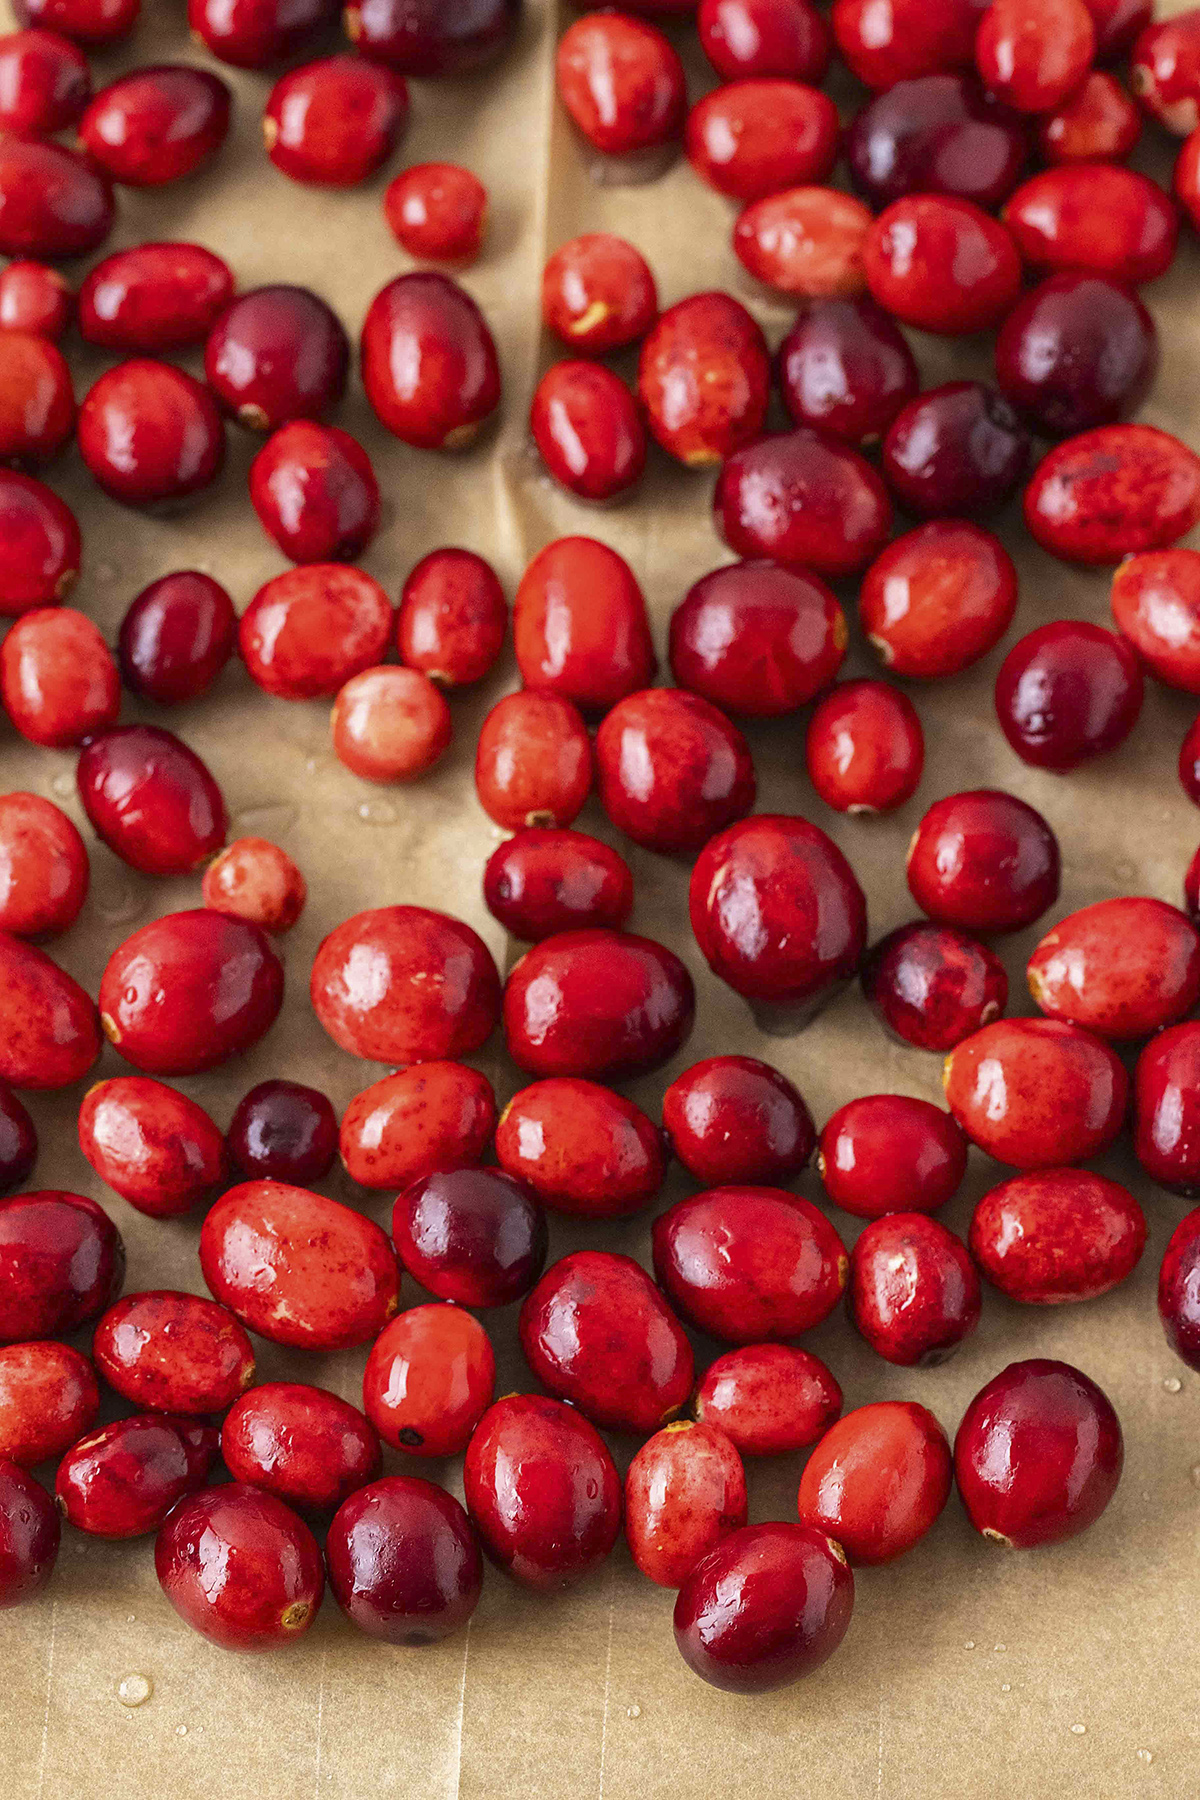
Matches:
[[1, 0, 1200, 1703]]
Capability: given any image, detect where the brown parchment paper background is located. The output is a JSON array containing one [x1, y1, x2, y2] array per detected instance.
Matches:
[[3, 2, 1200, 1795]]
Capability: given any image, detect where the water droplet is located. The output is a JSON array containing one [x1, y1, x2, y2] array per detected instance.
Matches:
[[117, 1674, 152, 1707], [95, 562, 115, 583], [126, 1614, 136, 1624], [356, 799, 397, 827], [1114, 859, 1137, 883], [1190, 1463, 1200, 1487], [1071, 1724, 1087, 1736], [51, 771, 74, 798], [964, 1640, 976, 1650], [1164, 1377, 1182, 1394], [993, 1644, 1006, 1653], [627, 1705, 641, 1719], [304, 757, 319, 775], [1137, 1749, 1154, 1765], [92, 873, 144, 926], [176, 1725, 188, 1738], [1000, 1684, 1011, 1694], [74, 1542, 87, 1555], [233, 801, 299, 839]]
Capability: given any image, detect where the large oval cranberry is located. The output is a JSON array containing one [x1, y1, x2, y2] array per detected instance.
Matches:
[[733, 186, 873, 300], [669, 561, 846, 717], [76, 725, 227, 879], [663, 1054, 815, 1188], [797, 1402, 952, 1561], [995, 273, 1158, 436], [1028, 897, 1200, 1039], [975, 0, 1095, 114], [907, 789, 1060, 934], [1133, 1022, 1200, 1193], [596, 687, 756, 853], [970, 1169, 1146, 1303], [882, 381, 1030, 517], [778, 297, 918, 447], [57, 1414, 216, 1539], [0, 936, 100, 1091], [1002, 165, 1179, 285], [156, 1484, 323, 1651], [482, 828, 633, 941], [693, 1343, 842, 1455], [264, 55, 408, 187], [714, 429, 892, 576], [698, 0, 832, 81], [626, 1421, 748, 1587], [1025, 424, 1200, 565], [638, 292, 771, 467], [513, 535, 656, 713], [555, 12, 686, 158], [78, 359, 225, 507], [79, 243, 234, 353], [0, 1190, 122, 1343], [239, 564, 392, 700], [944, 1017, 1129, 1168], [0, 28, 90, 136], [495, 1078, 665, 1219], [0, 792, 88, 940], [327, 1476, 481, 1645], [0, 137, 113, 260], [504, 927, 694, 1079], [79, 1076, 227, 1219], [361, 271, 499, 450], [93, 1289, 255, 1414], [846, 73, 1029, 211], [832, 0, 985, 88], [250, 421, 380, 565], [344, 0, 521, 75], [187, 0, 337, 67], [79, 65, 231, 188], [864, 195, 1021, 335], [1158, 1209, 1200, 1369]]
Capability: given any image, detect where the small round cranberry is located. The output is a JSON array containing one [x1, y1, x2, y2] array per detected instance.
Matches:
[[0, 472, 78, 614], [1026, 424, 1200, 566], [475, 691, 593, 830], [496, 1077, 665, 1219], [542, 233, 657, 353], [653, 1186, 848, 1343], [344, 0, 520, 74], [0, 1089, 36, 1194], [361, 270, 500, 450], [364, 1305, 495, 1457], [227, 1080, 337, 1184], [78, 359, 225, 507], [674, 1521, 853, 1693], [817, 1094, 968, 1219], [0, 1340, 97, 1467], [995, 273, 1157, 437], [1029, 897, 1200, 1041], [79, 1076, 227, 1218], [0, 137, 113, 261], [975, 0, 1095, 114], [0, 794, 86, 940], [264, 55, 408, 187], [514, 535, 655, 712], [79, 65, 231, 188], [556, 13, 686, 159], [394, 1165, 547, 1308], [626, 1422, 748, 1589], [1134, 1022, 1200, 1193], [805, 679, 924, 816], [849, 1215, 980, 1367], [1131, 9, 1200, 133], [860, 521, 1018, 680], [0, 29, 90, 136], [505, 927, 694, 1080], [714, 430, 892, 576], [328, 1476, 481, 1646], [686, 80, 838, 202], [734, 187, 872, 300], [954, 1359, 1122, 1548], [0, 331, 74, 466], [13, 0, 138, 40], [846, 73, 1030, 212], [862, 921, 1008, 1052], [0, 1457, 58, 1606], [203, 838, 307, 936], [222, 1384, 380, 1514], [596, 687, 755, 854], [384, 162, 486, 263], [93, 1289, 254, 1414], [699, 0, 831, 81], [799, 1402, 952, 1564], [1038, 70, 1141, 161], [907, 789, 1060, 934], [530, 359, 646, 501], [332, 665, 452, 784], [971, 1168, 1146, 1304], [883, 382, 1030, 519], [694, 1344, 840, 1455], [77, 725, 227, 880], [1159, 1209, 1200, 1369], [56, 1414, 214, 1539], [340, 1062, 495, 1190], [864, 195, 1021, 335], [79, 243, 234, 353], [0, 938, 100, 1092], [1176, 127, 1200, 231], [944, 1016, 1129, 1168], [187, 0, 336, 67], [118, 571, 235, 706], [156, 1484, 324, 1651], [832, 0, 985, 88], [240, 564, 393, 700], [464, 1393, 621, 1590], [207, 285, 348, 432], [1111, 548, 1200, 692], [483, 828, 632, 941], [778, 297, 918, 448], [670, 561, 846, 717], [1, 608, 119, 749], [1002, 165, 1179, 285], [0, 261, 71, 340], [637, 292, 770, 469], [995, 620, 1143, 772], [663, 1055, 815, 1188], [0, 1190, 121, 1342], [397, 548, 505, 687], [249, 422, 379, 566]]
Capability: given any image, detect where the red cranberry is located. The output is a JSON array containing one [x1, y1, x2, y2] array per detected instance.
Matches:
[[862, 921, 1007, 1051], [222, 1384, 380, 1514], [542, 233, 658, 353], [264, 55, 408, 187], [504, 927, 694, 1079], [698, 0, 831, 81], [1134, 1021, 1200, 1192], [118, 570, 235, 705], [596, 687, 755, 854], [687, 80, 838, 201], [1, 608, 119, 748], [733, 187, 872, 300], [0, 1089, 36, 1194], [0, 1340, 97, 1467], [1026, 424, 1200, 565], [188, 0, 337, 66], [818, 1094, 968, 1219], [715, 429, 892, 576], [207, 285, 348, 431], [846, 73, 1029, 212], [79, 359, 225, 507], [100, 910, 283, 1075], [0, 937, 100, 1091], [79, 1077, 226, 1218], [496, 1077, 665, 1219], [464, 1393, 621, 1590], [1038, 69, 1141, 161], [239, 563, 392, 699], [227, 1080, 337, 1184], [77, 726, 226, 880], [0, 793, 87, 939], [693, 1344, 841, 1455], [79, 66, 231, 188], [798, 1401, 952, 1561], [883, 382, 1030, 518], [1158, 1208, 1200, 1368], [638, 292, 770, 468], [0, 136, 114, 260], [860, 521, 1017, 680], [556, 13, 686, 160], [995, 273, 1157, 437], [364, 1305, 494, 1457], [0, 1457, 58, 1606], [849, 1215, 980, 1366], [474, 690, 593, 829], [995, 620, 1143, 771], [530, 359, 646, 501], [361, 270, 499, 450], [1084, 0, 1150, 58], [328, 1476, 480, 1645], [1132, 9, 1200, 133], [13, 0, 138, 40], [249, 422, 379, 565], [482, 827, 633, 940], [156, 1484, 324, 1650], [670, 561, 845, 717], [311, 904, 500, 1064], [202, 838, 306, 934], [341, 1062, 495, 1190], [513, 535, 655, 712], [0, 29, 89, 136], [79, 242, 233, 353], [1187, 835, 1200, 909], [0, 1190, 121, 1342], [975, 0, 1095, 114], [908, 789, 1060, 934], [0, 471, 78, 613], [626, 1422, 748, 1588], [1002, 165, 1179, 285], [344, 0, 520, 74], [93, 1289, 254, 1414], [332, 665, 452, 783], [0, 260, 71, 339], [1112, 548, 1200, 691], [663, 1055, 815, 1188], [864, 195, 1021, 335], [384, 162, 487, 263], [1177, 128, 1200, 231], [971, 1168, 1146, 1303], [806, 679, 924, 815], [653, 1186, 847, 1342], [778, 297, 918, 447], [954, 1359, 1122, 1547], [1029, 896, 1200, 1042], [394, 1166, 546, 1307], [945, 1017, 1128, 1168], [0, 331, 74, 466], [832, 0, 984, 88], [398, 547, 506, 686], [674, 1521, 853, 1692]]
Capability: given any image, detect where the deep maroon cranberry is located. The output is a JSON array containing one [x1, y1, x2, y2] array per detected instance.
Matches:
[[0, 1089, 36, 1194], [384, 162, 488, 263], [530, 359, 646, 501], [1187, 838, 1200, 913], [1134, 1022, 1200, 1193], [361, 271, 500, 451], [1159, 1209, 1200, 1369], [483, 828, 633, 940], [945, 1017, 1129, 1168], [1, 607, 119, 748], [79, 66, 231, 188], [514, 536, 656, 713], [0, 1457, 58, 1607], [1002, 166, 1179, 286], [496, 1078, 664, 1219], [363, 1305, 494, 1456], [797, 1402, 952, 1565], [0, 331, 73, 467], [202, 838, 306, 934], [832, 0, 986, 89], [638, 292, 771, 468], [556, 13, 686, 160], [0, 1339, 97, 1467], [860, 521, 1018, 679], [849, 1214, 980, 1366], [995, 273, 1158, 437], [187, 0, 337, 67], [264, 55, 409, 187], [341, 1064, 496, 1192], [971, 1168, 1146, 1304], [0, 1190, 122, 1343], [328, 1477, 481, 1645], [714, 430, 892, 576], [663, 1055, 815, 1188], [698, 0, 832, 82], [227, 1080, 337, 1185], [118, 571, 235, 706], [0, 261, 71, 340], [13, 0, 139, 41], [976, 0, 1095, 114], [596, 687, 756, 854], [1112, 548, 1200, 693], [1085, 0, 1150, 58], [207, 286, 348, 432], [686, 80, 839, 201], [0, 937, 100, 1092], [250, 421, 380, 564], [0, 792, 87, 940], [864, 196, 1022, 335], [79, 1076, 227, 1219], [626, 1421, 748, 1588], [805, 679, 924, 815], [504, 928, 694, 1079], [818, 1094, 968, 1219], [907, 789, 1060, 934], [862, 921, 1007, 1052], [77, 725, 226, 879], [79, 243, 234, 353], [846, 74, 1029, 211], [344, 0, 521, 74], [883, 382, 1030, 518], [542, 233, 658, 354], [156, 1484, 324, 1651], [1038, 70, 1141, 162], [0, 135, 114, 261], [393, 1166, 547, 1308], [669, 561, 846, 717], [56, 1414, 212, 1539], [0, 29, 90, 135], [78, 359, 225, 506], [778, 297, 918, 447], [475, 691, 593, 829], [995, 621, 1144, 772], [1026, 425, 1200, 566], [733, 186, 872, 301], [693, 1343, 841, 1456]]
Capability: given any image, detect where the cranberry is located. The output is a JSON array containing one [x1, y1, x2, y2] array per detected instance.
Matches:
[[202, 839, 307, 935], [734, 187, 872, 300], [207, 285, 348, 431], [686, 80, 838, 201], [79, 359, 225, 507], [542, 233, 658, 353], [0, 936, 99, 1091], [1176, 126, 1200, 230], [817, 1094, 968, 1219], [883, 382, 1030, 519], [340, 1062, 496, 1190], [187, 0, 336, 67], [556, 13, 686, 160], [716, 429, 892, 576], [93, 1289, 254, 1415], [1187, 835, 1200, 908], [0, 1340, 97, 1466], [0, 1458, 58, 1606], [1112, 548, 1200, 691], [311, 904, 500, 1064], [363, 1304, 495, 1456], [530, 359, 646, 500], [240, 564, 392, 700], [955, 1359, 1122, 1547], [520, 1249, 693, 1433], [1002, 166, 1179, 285], [626, 1422, 747, 1588], [78, 724, 227, 879], [674, 1521, 853, 1692], [57, 1414, 215, 1539], [2, 608, 117, 750], [361, 270, 500, 450], [689, 815, 868, 1025], [332, 665, 452, 783], [464, 1393, 621, 1589], [1134, 1022, 1200, 1192], [0, 471, 78, 613], [222, 1384, 380, 1514], [13, 0, 138, 39], [344, 0, 520, 74], [384, 162, 487, 263], [394, 1166, 546, 1307], [806, 680, 924, 815], [1083, 0, 1149, 58], [653, 1186, 847, 1342], [778, 297, 918, 448], [513, 535, 655, 711], [0, 331, 74, 466], [396, 551, 503, 688], [975, 0, 1095, 114], [117, 571, 234, 707], [79, 66, 230, 189], [0, 1089, 36, 1193], [0, 1190, 121, 1342], [1026, 424, 1200, 565], [156, 1484, 323, 1650], [226, 1080, 335, 1186], [596, 687, 755, 854], [698, 0, 831, 80], [1029, 896, 1200, 1042], [504, 927, 694, 1079], [693, 1344, 840, 1455], [483, 828, 633, 941], [1132, 9, 1200, 133], [0, 261, 71, 340], [1159, 1209, 1200, 1368], [328, 1476, 480, 1645], [79, 243, 232, 356], [1038, 70, 1141, 161], [496, 1077, 665, 1219], [832, 0, 984, 88], [0, 137, 113, 260], [79, 1077, 226, 1219], [850, 1214, 980, 1367], [476, 691, 592, 829], [100, 910, 283, 1075], [907, 789, 1060, 934], [861, 522, 1018, 681], [971, 1168, 1145, 1304], [0, 29, 89, 136], [944, 1016, 1128, 1168], [996, 273, 1157, 439], [669, 561, 846, 717], [637, 292, 769, 468], [264, 55, 408, 187], [865, 196, 1021, 335], [846, 74, 1029, 212], [249, 422, 379, 565], [0, 794, 86, 940], [799, 1401, 952, 1565], [995, 621, 1143, 772], [663, 1055, 815, 1189], [862, 921, 1008, 1051]]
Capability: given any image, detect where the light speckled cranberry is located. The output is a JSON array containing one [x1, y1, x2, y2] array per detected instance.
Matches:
[[971, 1168, 1146, 1303], [693, 1344, 841, 1455], [626, 1422, 748, 1588]]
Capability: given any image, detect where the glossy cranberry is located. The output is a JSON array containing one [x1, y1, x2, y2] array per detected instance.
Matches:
[[1159, 1209, 1200, 1368], [0, 1089, 36, 1194], [832, 0, 984, 88], [530, 359, 646, 501], [332, 665, 452, 783], [344, 0, 520, 73], [0, 609, 114, 751], [693, 1344, 840, 1455], [78, 725, 226, 879], [0, 137, 113, 261], [247, 426, 379, 568], [1112, 548, 1200, 691], [975, 0, 1095, 114], [996, 273, 1157, 440], [222, 1384, 379, 1514], [202, 1180, 398, 1350], [93, 1289, 252, 1416], [1039, 70, 1141, 161], [637, 293, 769, 469], [1187, 835, 1200, 909], [861, 522, 1018, 682], [504, 927, 694, 1080], [556, 13, 685, 159], [384, 162, 486, 263], [674, 1521, 853, 1693], [1029, 896, 1200, 1044], [907, 790, 1060, 935], [394, 1165, 546, 1307], [396, 551, 503, 689], [0, 1191, 120, 1342], [734, 187, 872, 301], [13, 0, 138, 39], [311, 904, 500, 1064], [670, 562, 846, 718], [945, 1017, 1128, 1168], [1132, 9, 1200, 133], [79, 359, 225, 507], [0, 936, 99, 1091], [716, 430, 892, 577], [264, 55, 408, 187], [79, 243, 234, 353], [1134, 1022, 1200, 1193], [79, 1077, 225, 1219], [340, 1063, 495, 1191], [1176, 126, 1200, 230], [777, 298, 917, 450], [464, 1393, 620, 1589], [363, 1305, 495, 1457], [971, 1168, 1145, 1305], [850, 1214, 980, 1368], [156, 1484, 323, 1650], [1084, 0, 1149, 57], [57, 1414, 214, 1538], [248, 580, 390, 711], [207, 285, 348, 431], [805, 680, 924, 816], [686, 80, 838, 202], [662, 1057, 812, 1190], [0, 1341, 97, 1466], [542, 233, 658, 353], [513, 536, 655, 711], [361, 270, 499, 450], [995, 621, 1143, 772], [0, 794, 86, 942], [79, 65, 230, 189], [496, 1078, 664, 1219], [188, 0, 337, 67], [865, 196, 1021, 336], [883, 384, 1030, 522], [846, 74, 1028, 212], [0, 331, 74, 466], [227, 1080, 336, 1184], [116, 571, 233, 707], [0, 1458, 58, 1606], [328, 1476, 480, 1645], [862, 921, 1007, 1052], [476, 691, 593, 829], [699, 0, 831, 80], [596, 688, 755, 854], [0, 261, 71, 340], [818, 1094, 967, 1219], [203, 839, 307, 936], [626, 1422, 747, 1589], [653, 1186, 847, 1343], [1027, 425, 1200, 565], [0, 29, 89, 135], [798, 1401, 952, 1567], [1002, 166, 1179, 285], [483, 828, 632, 941], [0, 472, 77, 613]]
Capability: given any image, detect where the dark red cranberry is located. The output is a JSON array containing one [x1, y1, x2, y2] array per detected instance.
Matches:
[[686, 79, 839, 201], [0, 1190, 121, 1342], [0, 1088, 37, 1193], [328, 1477, 480, 1645], [626, 1422, 748, 1588], [818, 1094, 967, 1219], [907, 789, 1060, 934], [0, 330, 73, 466], [264, 55, 409, 187], [1085, 0, 1150, 58], [663, 1055, 815, 1187], [778, 297, 918, 448], [1025, 425, 1200, 566], [118, 570, 235, 705], [207, 285, 348, 432], [483, 828, 633, 940], [596, 687, 756, 854], [846, 74, 1029, 211], [0, 792, 87, 941], [0, 1457, 58, 1606], [1177, 132, 1200, 234], [1038, 69, 1141, 162], [1002, 165, 1179, 285], [385, 162, 487, 263], [1, 607, 119, 748], [0, 261, 71, 340], [995, 621, 1143, 771], [530, 359, 646, 501], [156, 1484, 324, 1650], [0, 137, 113, 260], [849, 1214, 980, 1366], [344, 0, 521, 74], [862, 921, 1007, 1051], [1134, 1022, 1200, 1193], [222, 1383, 380, 1513], [495, 1077, 664, 1219], [79, 1077, 227, 1219], [976, 0, 1095, 114], [1112, 548, 1200, 692], [1187, 837, 1200, 913], [864, 196, 1021, 335], [0, 473, 76, 613], [945, 1017, 1129, 1168], [398, 547, 506, 686], [971, 1168, 1146, 1304], [0, 1340, 96, 1468], [715, 430, 892, 576], [187, 0, 338, 68], [93, 1289, 255, 1414], [77, 725, 227, 879], [556, 13, 686, 160], [995, 273, 1157, 437], [1159, 1209, 1200, 1369], [693, 1344, 841, 1455], [78, 359, 225, 506], [832, 0, 985, 88], [341, 1063, 496, 1192], [393, 1165, 546, 1308], [475, 691, 592, 829], [504, 927, 694, 1079], [363, 1304, 493, 1456], [513, 535, 655, 712], [227, 1080, 337, 1185], [732, 186, 872, 301], [202, 838, 306, 934], [883, 382, 1029, 518], [79, 242, 233, 353], [0, 28, 90, 135], [797, 1402, 952, 1562], [670, 561, 846, 717], [805, 679, 924, 815], [542, 233, 658, 353], [79, 66, 231, 188], [13, 0, 138, 41], [860, 521, 1017, 680], [0, 938, 100, 1092], [638, 292, 771, 468], [249, 421, 379, 564], [698, 0, 832, 82], [56, 1414, 212, 1538], [1131, 8, 1200, 132], [361, 270, 500, 450]]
